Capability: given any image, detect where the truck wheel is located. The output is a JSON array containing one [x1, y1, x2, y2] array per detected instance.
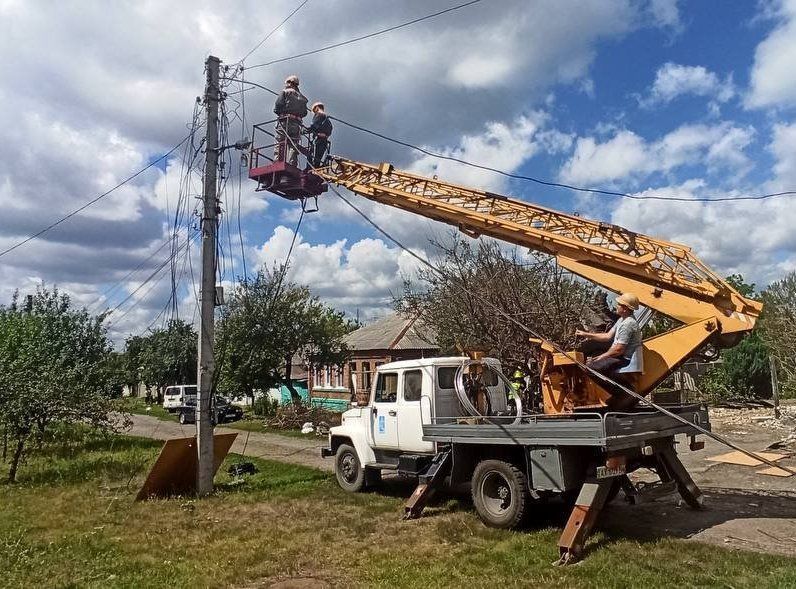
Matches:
[[179, 412, 187, 425], [335, 444, 365, 492], [472, 460, 528, 529]]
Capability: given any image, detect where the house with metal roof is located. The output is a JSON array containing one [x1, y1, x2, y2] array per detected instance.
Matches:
[[309, 312, 439, 408]]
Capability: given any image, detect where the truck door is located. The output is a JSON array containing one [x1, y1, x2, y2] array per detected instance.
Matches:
[[397, 369, 435, 453], [371, 371, 399, 449]]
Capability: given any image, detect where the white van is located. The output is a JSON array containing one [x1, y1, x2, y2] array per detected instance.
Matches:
[[163, 385, 197, 412]]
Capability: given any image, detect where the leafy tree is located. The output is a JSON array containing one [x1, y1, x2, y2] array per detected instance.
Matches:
[[0, 286, 120, 482], [698, 274, 771, 401], [760, 272, 796, 398], [396, 237, 599, 375], [216, 267, 353, 403], [121, 334, 145, 397], [137, 320, 197, 403]]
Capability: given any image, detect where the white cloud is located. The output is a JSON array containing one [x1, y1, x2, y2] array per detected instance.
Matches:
[[769, 122, 796, 188], [409, 113, 549, 193], [747, 0, 796, 109], [0, 0, 711, 336], [648, 0, 682, 31], [640, 62, 735, 108], [559, 122, 755, 184], [255, 227, 424, 317]]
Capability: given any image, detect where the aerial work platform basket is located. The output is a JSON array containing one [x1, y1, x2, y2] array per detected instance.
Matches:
[[248, 119, 327, 201]]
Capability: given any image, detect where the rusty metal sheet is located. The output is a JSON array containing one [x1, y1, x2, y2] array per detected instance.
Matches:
[[135, 433, 237, 501]]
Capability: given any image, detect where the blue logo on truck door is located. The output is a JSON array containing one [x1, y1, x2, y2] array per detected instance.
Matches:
[[378, 415, 386, 434]]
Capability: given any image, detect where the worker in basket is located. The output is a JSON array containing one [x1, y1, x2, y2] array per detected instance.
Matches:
[[574, 292, 643, 399], [273, 74, 308, 166], [308, 101, 332, 168]]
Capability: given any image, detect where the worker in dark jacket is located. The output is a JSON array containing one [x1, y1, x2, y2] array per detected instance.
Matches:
[[273, 75, 308, 166], [308, 102, 333, 168]]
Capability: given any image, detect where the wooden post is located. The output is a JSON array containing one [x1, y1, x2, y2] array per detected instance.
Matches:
[[770, 355, 781, 419]]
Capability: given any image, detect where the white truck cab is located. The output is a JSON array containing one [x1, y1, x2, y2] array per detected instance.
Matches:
[[323, 356, 506, 491]]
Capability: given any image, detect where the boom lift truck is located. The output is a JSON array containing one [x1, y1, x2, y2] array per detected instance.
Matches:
[[248, 120, 763, 563]]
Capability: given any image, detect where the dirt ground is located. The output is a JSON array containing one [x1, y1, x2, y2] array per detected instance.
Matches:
[[125, 408, 796, 558], [603, 406, 796, 558]]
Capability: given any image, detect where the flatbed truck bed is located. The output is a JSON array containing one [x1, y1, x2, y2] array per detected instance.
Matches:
[[422, 403, 709, 450]]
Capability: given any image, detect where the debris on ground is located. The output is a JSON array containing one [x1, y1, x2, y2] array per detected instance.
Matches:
[[264, 403, 342, 432], [710, 406, 796, 432]]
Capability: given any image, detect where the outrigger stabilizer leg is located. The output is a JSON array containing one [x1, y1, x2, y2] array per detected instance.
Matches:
[[556, 443, 703, 565], [403, 450, 452, 520]]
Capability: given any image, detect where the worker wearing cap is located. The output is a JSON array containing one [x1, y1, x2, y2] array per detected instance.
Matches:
[[308, 102, 333, 168], [273, 75, 308, 166], [575, 292, 643, 383]]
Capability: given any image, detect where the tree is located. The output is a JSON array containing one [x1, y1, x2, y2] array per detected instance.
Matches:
[[760, 272, 796, 398], [137, 320, 197, 403], [698, 274, 771, 401], [396, 237, 599, 375], [0, 286, 120, 482], [216, 267, 354, 403]]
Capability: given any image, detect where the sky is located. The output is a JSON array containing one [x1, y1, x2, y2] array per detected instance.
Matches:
[[2, 0, 796, 344]]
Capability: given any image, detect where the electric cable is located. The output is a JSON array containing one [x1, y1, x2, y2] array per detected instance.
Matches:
[[231, 78, 796, 203], [0, 134, 192, 259], [244, 0, 484, 70], [330, 116, 796, 203], [283, 131, 796, 475], [235, 0, 312, 65]]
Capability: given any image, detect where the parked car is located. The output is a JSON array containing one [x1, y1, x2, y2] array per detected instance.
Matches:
[[177, 396, 243, 425], [163, 385, 197, 412]]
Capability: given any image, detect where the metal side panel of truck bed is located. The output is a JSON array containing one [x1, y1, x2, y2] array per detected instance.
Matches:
[[421, 404, 709, 451]]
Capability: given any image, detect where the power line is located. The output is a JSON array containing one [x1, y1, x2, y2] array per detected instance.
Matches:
[[0, 134, 192, 259], [235, 0, 312, 65], [330, 116, 796, 203], [324, 177, 796, 476], [244, 0, 484, 70], [105, 234, 196, 327], [231, 78, 796, 204]]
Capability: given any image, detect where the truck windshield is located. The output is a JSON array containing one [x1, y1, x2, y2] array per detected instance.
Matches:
[[374, 373, 398, 403]]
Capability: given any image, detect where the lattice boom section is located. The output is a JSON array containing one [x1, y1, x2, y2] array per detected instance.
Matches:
[[320, 159, 733, 299]]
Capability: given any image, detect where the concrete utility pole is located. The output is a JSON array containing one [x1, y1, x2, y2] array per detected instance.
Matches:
[[196, 55, 221, 496]]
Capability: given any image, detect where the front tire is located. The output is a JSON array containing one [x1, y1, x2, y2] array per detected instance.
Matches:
[[472, 459, 528, 529], [179, 412, 187, 425], [335, 444, 365, 492]]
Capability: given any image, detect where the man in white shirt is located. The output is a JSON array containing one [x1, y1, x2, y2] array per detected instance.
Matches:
[[574, 292, 643, 382]]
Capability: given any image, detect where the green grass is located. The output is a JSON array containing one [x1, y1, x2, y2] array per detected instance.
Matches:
[[2, 430, 796, 588], [117, 397, 177, 422]]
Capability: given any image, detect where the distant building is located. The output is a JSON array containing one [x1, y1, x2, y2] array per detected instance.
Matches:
[[309, 313, 439, 408]]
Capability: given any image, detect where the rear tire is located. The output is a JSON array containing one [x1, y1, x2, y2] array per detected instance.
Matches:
[[335, 444, 365, 492], [471, 459, 528, 529], [179, 412, 187, 425]]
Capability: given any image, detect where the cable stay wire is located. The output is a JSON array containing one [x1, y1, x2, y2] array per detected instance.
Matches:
[[243, 0, 484, 70], [0, 134, 193, 259], [328, 178, 796, 475], [286, 131, 796, 476], [234, 0, 312, 66]]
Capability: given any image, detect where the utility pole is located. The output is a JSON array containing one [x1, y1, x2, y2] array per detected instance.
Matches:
[[196, 55, 221, 496]]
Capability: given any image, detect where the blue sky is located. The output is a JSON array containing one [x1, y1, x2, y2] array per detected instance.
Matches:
[[2, 0, 796, 340]]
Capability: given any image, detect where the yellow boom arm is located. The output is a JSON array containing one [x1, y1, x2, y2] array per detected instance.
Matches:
[[317, 157, 761, 337]]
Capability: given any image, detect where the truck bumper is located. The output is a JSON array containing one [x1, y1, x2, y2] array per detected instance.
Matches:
[[321, 447, 334, 458]]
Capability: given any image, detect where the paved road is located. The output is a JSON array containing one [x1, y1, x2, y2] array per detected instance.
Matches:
[[124, 413, 332, 471]]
